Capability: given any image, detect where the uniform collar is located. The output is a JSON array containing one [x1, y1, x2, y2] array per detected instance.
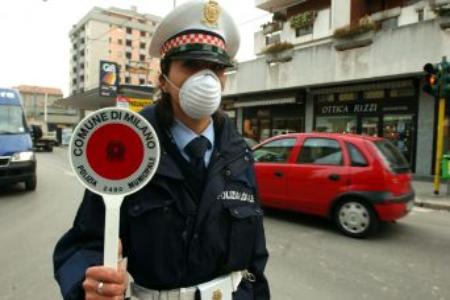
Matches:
[[170, 118, 215, 151]]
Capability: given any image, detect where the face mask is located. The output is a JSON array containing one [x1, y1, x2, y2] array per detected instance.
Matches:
[[164, 69, 222, 119]]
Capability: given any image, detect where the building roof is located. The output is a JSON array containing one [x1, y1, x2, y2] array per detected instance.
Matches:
[[15, 85, 63, 96]]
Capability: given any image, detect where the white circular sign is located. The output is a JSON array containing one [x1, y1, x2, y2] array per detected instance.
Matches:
[[69, 107, 160, 196]]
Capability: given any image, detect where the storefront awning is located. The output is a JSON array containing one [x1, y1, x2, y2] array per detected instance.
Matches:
[[233, 97, 296, 108]]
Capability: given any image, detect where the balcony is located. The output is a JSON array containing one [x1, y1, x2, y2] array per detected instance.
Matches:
[[256, 0, 307, 12], [254, 8, 331, 55], [225, 18, 446, 96]]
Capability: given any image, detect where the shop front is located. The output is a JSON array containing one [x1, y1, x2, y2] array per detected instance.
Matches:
[[235, 96, 305, 143], [313, 81, 418, 170]]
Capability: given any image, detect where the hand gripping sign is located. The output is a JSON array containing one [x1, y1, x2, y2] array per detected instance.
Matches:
[[69, 107, 160, 269]]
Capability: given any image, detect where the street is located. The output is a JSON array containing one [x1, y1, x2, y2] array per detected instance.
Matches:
[[0, 148, 449, 300]]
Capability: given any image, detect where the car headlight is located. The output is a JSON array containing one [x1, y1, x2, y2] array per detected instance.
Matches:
[[11, 151, 35, 162]]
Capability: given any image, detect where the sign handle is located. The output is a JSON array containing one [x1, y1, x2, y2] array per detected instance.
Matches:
[[102, 195, 124, 269]]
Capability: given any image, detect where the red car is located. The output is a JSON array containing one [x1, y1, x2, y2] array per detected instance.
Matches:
[[252, 133, 414, 238]]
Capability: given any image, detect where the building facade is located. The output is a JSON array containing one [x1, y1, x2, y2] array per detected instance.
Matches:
[[69, 6, 161, 95], [224, 0, 450, 177], [16, 85, 80, 143]]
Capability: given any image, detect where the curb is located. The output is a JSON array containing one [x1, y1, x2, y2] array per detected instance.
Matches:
[[414, 200, 450, 212]]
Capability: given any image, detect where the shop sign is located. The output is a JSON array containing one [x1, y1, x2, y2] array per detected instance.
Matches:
[[318, 103, 379, 115]]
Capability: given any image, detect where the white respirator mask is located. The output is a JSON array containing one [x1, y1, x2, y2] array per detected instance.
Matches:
[[164, 69, 222, 119]]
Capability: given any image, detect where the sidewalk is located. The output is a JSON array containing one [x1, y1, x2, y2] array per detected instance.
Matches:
[[413, 180, 450, 211]]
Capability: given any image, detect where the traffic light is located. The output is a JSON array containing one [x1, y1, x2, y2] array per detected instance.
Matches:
[[423, 63, 439, 96], [441, 61, 450, 97]]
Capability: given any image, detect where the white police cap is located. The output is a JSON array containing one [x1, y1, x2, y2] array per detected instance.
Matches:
[[149, 0, 240, 66]]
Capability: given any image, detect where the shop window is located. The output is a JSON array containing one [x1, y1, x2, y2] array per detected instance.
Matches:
[[317, 94, 334, 103], [316, 116, 357, 134], [363, 90, 385, 100], [389, 88, 415, 98], [253, 138, 296, 163], [298, 138, 343, 165], [338, 92, 357, 102], [346, 143, 368, 167]]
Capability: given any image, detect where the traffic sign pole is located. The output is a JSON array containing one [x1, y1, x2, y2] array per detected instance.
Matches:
[[69, 107, 160, 270]]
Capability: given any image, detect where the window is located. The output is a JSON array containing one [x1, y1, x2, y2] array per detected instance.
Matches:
[[140, 31, 146, 37], [338, 92, 356, 102], [363, 90, 384, 100], [295, 25, 313, 37], [125, 52, 132, 59], [126, 27, 132, 34], [417, 9, 424, 22], [346, 143, 368, 167], [117, 39, 123, 45], [139, 78, 146, 85], [389, 88, 415, 98], [140, 42, 146, 49], [125, 77, 131, 84], [126, 40, 132, 47], [253, 138, 296, 163], [297, 138, 343, 165], [317, 94, 334, 103], [139, 54, 146, 61]]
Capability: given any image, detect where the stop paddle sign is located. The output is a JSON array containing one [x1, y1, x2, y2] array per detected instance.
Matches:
[[69, 107, 160, 268]]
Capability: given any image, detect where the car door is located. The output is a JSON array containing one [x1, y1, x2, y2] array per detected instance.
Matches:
[[253, 137, 298, 209], [286, 137, 350, 216]]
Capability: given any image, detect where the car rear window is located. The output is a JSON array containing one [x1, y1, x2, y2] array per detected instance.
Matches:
[[374, 140, 410, 173]]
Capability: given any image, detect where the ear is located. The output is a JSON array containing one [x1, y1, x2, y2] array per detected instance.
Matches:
[[158, 73, 167, 93]]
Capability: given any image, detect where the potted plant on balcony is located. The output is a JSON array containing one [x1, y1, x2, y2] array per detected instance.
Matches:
[[289, 10, 317, 32], [262, 42, 294, 63], [333, 16, 377, 51]]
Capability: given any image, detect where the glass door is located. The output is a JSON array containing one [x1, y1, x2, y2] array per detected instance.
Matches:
[[383, 114, 415, 166]]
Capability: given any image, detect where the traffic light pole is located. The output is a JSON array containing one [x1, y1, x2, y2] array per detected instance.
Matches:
[[434, 97, 446, 195]]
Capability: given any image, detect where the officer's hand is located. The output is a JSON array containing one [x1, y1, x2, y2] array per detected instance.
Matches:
[[83, 240, 128, 300]]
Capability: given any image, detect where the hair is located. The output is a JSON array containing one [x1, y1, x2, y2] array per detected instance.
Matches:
[[155, 58, 226, 130]]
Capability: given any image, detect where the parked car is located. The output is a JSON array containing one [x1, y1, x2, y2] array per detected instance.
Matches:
[[252, 132, 414, 238]]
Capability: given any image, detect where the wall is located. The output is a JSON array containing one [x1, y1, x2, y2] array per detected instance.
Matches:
[[331, 0, 351, 29], [85, 19, 109, 90]]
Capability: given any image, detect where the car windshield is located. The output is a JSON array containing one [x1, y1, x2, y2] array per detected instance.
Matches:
[[374, 140, 410, 173], [0, 105, 27, 134]]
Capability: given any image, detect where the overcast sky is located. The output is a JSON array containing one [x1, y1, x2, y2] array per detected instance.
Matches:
[[0, 0, 270, 96]]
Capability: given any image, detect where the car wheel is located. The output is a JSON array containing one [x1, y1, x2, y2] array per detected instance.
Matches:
[[25, 176, 37, 191], [334, 199, 379, 238]]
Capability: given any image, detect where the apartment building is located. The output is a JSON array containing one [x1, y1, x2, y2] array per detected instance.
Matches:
[[69, 6, 161, 95], [224, 0, 450, 177], [15, 85, 80, 142]]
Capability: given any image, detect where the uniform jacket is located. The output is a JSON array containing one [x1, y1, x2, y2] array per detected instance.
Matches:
[[53, 104, 270, 300]]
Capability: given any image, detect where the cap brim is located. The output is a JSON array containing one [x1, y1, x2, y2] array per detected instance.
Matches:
[[167, 50, 234, 68]]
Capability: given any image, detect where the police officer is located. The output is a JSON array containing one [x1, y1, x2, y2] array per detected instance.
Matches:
[[53, 1, 270, 299]]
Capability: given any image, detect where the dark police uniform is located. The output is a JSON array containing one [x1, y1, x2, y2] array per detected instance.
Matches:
[[53, 104, 270, 300]]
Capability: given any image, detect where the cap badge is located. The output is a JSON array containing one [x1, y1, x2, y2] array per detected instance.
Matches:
[[202, 0, 220, 28], [212, 289, 222, 300]]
